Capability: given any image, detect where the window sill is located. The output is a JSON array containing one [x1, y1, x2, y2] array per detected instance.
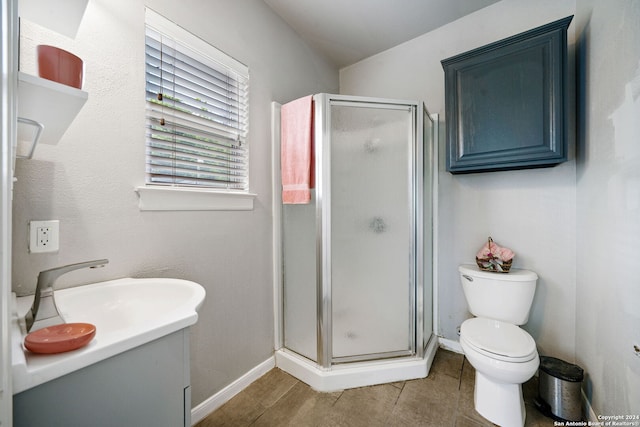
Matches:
[[135, 186, 256, 211]]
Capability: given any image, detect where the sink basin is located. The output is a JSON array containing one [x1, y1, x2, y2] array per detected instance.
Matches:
[[12, 277, 205, 394]]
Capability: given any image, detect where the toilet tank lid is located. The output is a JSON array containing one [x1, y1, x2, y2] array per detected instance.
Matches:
[[459, 264, 538, 281]]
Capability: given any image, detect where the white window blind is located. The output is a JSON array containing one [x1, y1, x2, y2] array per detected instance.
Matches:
[[145, 9, 249, 190]]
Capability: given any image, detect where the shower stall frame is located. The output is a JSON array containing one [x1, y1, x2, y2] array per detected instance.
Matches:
[[272, 94, 439, 392]]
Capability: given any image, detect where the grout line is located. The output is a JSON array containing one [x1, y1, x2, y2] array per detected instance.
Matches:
[[384, 381, 406, 426], [458, 356, 466, 391], [331, 390, 345, 407], [392, 383, 405, 407]]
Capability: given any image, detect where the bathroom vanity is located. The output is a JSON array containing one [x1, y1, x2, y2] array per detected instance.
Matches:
[[11, 277, 205, 427]]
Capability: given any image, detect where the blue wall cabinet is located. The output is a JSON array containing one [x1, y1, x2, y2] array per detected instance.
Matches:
[[441, 16, 572, 173]]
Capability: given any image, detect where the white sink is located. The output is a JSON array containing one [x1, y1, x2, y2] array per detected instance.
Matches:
[[12, 277, 206, 394]]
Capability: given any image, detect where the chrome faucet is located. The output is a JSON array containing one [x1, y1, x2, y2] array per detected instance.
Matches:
[[25, 259, 109, 332]]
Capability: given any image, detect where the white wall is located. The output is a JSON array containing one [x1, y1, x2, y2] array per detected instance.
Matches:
[[340, 0, 577, 361], [575, 0, 640, 416], [13, 0, 337, 407]]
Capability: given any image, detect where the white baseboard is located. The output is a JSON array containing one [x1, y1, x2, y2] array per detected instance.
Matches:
[[438, 337, 463, 354], [191, 356, 275, 425]]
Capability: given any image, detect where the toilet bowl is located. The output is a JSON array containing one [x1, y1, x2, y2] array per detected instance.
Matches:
[[458, 264, 539, 427], [460, 318, 539, 427]]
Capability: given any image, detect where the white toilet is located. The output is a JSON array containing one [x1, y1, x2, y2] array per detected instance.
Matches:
[[458, 264, 539, 427]]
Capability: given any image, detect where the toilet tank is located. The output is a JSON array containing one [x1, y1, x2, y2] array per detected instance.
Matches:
[[459, 264, 538, 325]]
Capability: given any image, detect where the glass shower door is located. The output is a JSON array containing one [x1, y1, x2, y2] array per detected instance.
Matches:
[[328, 100, 416, 362]]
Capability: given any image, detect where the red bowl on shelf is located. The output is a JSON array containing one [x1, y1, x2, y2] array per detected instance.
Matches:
[[37, 45, 84, 89], [24, 323, 96, 354]]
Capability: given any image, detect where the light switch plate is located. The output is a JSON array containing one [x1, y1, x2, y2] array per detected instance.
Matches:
[[29, 220, 59, 253]]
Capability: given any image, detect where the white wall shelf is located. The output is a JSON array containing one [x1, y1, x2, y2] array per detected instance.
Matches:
[[19, 0, 89, 39], [17, 72, 88, 150]]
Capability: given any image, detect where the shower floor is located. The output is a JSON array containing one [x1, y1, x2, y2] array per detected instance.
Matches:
[[195, 349, 549, 426]]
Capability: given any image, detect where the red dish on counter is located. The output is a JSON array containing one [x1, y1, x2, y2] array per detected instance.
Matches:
[[24, 323, 96, 354]]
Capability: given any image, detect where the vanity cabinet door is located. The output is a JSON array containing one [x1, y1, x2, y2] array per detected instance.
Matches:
[[13, 330, 191, 427], [441, 16, 572, 174]]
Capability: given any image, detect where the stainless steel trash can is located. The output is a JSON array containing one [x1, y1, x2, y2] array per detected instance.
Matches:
[[537, 356, 584, 421]]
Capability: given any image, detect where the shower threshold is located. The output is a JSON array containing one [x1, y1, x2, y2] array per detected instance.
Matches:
[[275, 334, 439, 392]]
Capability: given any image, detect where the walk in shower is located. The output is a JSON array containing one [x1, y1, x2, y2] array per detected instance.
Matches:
[[273, 94, 438, 391]]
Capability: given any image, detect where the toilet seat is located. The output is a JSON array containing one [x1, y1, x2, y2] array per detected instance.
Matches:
[[460, 317, 537, 363]]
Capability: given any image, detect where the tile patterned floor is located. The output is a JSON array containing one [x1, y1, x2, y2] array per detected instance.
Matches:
[[196, 349, 555, 427]]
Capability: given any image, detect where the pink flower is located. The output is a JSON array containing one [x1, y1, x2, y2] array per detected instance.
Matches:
[[476, 241, 499, 258], [497, 247, 515, 261], [476, 240, 515, 262]]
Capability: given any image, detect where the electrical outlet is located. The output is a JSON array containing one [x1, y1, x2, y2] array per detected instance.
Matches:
[[29, 220, 60, 253]]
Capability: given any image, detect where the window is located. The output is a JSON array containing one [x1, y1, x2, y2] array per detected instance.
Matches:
[[144, 9, 249, 192]]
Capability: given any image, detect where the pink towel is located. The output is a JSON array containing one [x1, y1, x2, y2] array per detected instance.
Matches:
[[281, 95, 314, 204]]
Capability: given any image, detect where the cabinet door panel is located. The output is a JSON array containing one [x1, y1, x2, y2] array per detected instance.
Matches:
[[442, 16, 572, 173]]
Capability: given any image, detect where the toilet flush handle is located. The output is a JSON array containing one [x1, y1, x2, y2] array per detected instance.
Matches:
[[462, 275, 474, 282]]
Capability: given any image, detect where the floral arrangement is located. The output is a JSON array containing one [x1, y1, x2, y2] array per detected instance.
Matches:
[[475, 237, 514, 273]]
